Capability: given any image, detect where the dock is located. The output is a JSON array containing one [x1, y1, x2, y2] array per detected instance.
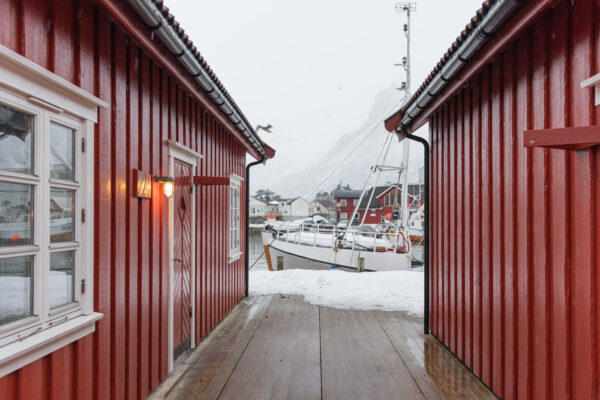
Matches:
[[149, 295, 495, 399]]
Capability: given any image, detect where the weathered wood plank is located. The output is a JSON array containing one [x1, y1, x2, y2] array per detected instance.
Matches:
[[320, 307, 425, 400], [376, 311, 496, 400], [152, 295, 272, 399], [218, 295, 321, 400]]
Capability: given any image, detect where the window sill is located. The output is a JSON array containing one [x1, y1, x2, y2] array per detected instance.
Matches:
[[0, 312, 103, 377], [229, 251, 243, 263]]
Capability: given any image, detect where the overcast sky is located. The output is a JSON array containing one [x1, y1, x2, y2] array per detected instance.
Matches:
[[165, 0, 484, 195]]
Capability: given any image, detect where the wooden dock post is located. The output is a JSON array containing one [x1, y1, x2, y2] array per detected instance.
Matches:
[[277, 256, 284, 271], [357, 257, 365, 272]]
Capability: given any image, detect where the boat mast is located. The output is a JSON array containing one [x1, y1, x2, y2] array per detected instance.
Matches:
[[395, 2, 415, 229]]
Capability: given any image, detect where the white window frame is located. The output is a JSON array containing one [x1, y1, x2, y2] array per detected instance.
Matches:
[[229, 174, 243, 263], [0, 44, 104, 377], [340, 199, 347, 206], [340, 212, 348, 220], [353, 199, 358, 206]]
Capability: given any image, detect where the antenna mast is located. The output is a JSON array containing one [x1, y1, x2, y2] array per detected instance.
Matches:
[[394, 2, 416, 103], [394, 2, 416, 229]]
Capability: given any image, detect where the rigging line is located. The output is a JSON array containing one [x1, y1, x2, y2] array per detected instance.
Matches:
[[337, 131, 393, 247], [302, 98, 406, 201], [359, 131, 393, 226]]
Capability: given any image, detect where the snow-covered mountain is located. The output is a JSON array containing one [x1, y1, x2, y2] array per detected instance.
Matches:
[[251, 85, 424, 197]]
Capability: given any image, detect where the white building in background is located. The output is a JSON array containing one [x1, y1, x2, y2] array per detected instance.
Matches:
[[249, 197, 267, 218], [279, 197, 310, 219], [309, 200, 327, 217]]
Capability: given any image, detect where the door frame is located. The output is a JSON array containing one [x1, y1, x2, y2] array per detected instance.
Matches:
[[167, 140, 201, 372]]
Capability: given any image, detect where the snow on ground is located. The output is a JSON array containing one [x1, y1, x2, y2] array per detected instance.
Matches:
[[250, 269, 424, 316]]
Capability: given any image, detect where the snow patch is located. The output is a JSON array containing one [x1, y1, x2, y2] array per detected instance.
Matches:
[[250, 269, 424, 316]]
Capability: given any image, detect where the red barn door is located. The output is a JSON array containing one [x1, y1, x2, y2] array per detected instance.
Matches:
[[172, 159, 193, 363]]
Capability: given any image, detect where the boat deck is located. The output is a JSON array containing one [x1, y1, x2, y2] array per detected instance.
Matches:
[[149, 295, 495, 400]]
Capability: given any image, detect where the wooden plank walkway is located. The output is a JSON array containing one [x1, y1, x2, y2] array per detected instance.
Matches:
[[149, 295, 496, 400]]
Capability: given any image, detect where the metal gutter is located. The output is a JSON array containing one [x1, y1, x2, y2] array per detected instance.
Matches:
[[397, 124, 430, 334], [128, 0, 267, 157], [399, 0, 523, 128]]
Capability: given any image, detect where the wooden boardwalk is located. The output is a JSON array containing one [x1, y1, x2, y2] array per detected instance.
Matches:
[[149, 295, 495, 400]]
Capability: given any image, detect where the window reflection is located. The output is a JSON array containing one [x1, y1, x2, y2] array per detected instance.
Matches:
[[49, 251, 74, 309], [0, 182, 33, 247], [0, 255, 33, 326], [50, 123, 74, 181], [50, 188, 74, 243], [0, 104, 34, 175]]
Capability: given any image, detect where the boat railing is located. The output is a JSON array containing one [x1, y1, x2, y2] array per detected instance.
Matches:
[[271, 223, 409, 253]]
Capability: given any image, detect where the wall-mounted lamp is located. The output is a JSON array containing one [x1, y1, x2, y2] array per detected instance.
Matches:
[[154, 176, 174, 198]]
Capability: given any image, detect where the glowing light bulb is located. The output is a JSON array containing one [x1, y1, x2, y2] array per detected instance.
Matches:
[[163, 181, 174, 198]]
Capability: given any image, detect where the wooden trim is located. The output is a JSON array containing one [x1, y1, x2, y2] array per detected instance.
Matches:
[[524, 125, 600, 150], [580, 72, 600, 106], [0, 44, 108, 123], [166, 140, 201, 164], [193, 176, 230, 186]]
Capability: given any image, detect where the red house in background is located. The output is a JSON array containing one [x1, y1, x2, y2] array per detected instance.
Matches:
[[0, 0, 273, 399], [356, 185, 415, 225], [386, 0, 600, 399], [332, 186, 361, 222]]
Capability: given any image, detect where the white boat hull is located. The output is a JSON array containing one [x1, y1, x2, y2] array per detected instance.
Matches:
[[261, 231, 413, 272]]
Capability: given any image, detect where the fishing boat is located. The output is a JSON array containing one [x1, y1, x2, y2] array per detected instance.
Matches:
[[261, 222, 413, 272]]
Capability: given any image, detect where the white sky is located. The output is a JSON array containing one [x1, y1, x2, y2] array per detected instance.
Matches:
[[165, 0, 484, 195]]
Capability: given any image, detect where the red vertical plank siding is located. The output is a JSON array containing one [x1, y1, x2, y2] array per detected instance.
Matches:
[[125, 42, 140, 400], [0, 0, 251, 398], [110, 25, 127, 400], [426, 2, 600, 399], [501, 44, 517, 400], [93, 12, 113, 400], [570, 1, 597, 399], [159, 68, 170, 381], [490, 54, 504, 397]]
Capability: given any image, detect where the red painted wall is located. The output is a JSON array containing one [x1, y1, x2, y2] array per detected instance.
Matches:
[[0, 0, 248, 399], [333, 197, 359, 222], [429, 2, 600, 399]]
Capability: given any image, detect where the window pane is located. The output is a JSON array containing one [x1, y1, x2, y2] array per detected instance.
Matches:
[[0, 182, 33, 247], [50, 188, 74, 243], [0, 255, 33, 326], [50, 251, 74, 309], [0, 104, 34, 175], [50, 122, 74, 181]]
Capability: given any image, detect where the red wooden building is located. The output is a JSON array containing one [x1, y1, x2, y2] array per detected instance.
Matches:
[[332, 186, 361, 222], [0, 0, 273, 399], [356, 185, 416, 225], [386, 0, 600, 399]]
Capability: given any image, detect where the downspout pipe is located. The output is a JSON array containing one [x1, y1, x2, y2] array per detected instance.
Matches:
[[397, 124, 430, 335], [245, 156, 265, 297]]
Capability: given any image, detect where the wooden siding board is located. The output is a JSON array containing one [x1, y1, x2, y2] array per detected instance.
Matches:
[[150, 59, 162, 389], [490, 54, 504, 397], [93, 12, 113, 400], [110, 25, 128, 400], [501, 43, 517, 400], [125, 42, 140, 400], [159, 68, 169, 381], [463, 85, 473, 369], [137, 51, 151, 399], [480, 64, 492, 387], [548, 4, 570, 398]]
